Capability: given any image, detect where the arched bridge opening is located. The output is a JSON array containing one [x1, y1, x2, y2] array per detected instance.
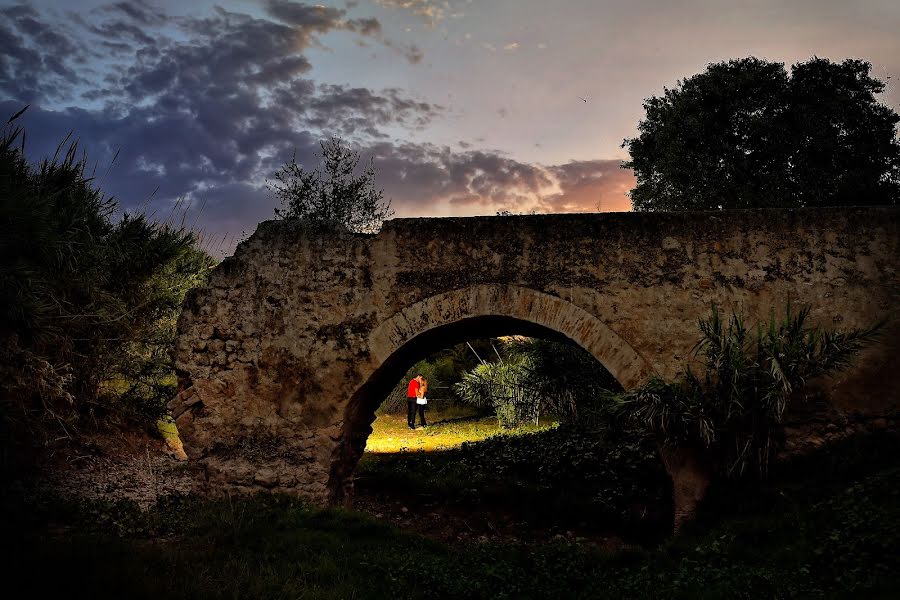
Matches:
[[327, 311, 636, 506]]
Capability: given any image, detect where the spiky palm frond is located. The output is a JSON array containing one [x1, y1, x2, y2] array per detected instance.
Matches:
[[453, 337, 622, 429], [622, 302, 885, 478]]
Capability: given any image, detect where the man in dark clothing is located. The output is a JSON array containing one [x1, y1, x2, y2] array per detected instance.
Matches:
[[406, 374, 423, 429]]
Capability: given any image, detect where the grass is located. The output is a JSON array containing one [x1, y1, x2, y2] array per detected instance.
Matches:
[[6, 403, 898, 598], [364, 406, 557, 453], [6, 457, 899, 599], [357, 421, 670, 540]]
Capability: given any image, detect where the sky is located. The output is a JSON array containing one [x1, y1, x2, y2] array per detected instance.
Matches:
[[2, 0, 899, 256]]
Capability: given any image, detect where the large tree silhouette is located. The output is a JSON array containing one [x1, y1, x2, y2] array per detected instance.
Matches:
[[623, 57, 900, 211]]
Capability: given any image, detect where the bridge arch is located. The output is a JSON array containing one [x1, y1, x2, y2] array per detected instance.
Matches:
[[171, 208, 900, 513], [327, 284, 654, 504]]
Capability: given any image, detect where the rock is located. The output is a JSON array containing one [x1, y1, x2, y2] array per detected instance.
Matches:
[[807, 435, 826, 448], [174, 409, 194, 430], [254, 468, 278, 487], [164, 435, 189, 461]]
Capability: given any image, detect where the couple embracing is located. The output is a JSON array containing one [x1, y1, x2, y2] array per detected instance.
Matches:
[[406, 374, 428, 429]]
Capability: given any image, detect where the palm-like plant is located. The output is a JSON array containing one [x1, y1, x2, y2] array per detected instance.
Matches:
[[454, 338, 621, 428], [455, 357, 542, 428], [617, 303, 884, 478]]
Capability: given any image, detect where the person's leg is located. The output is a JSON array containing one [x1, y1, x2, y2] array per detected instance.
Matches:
[[418, 404, 427, 427], [407, 399, 416, 429]]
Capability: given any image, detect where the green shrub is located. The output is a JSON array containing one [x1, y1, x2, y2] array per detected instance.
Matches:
[[454, 338, 620, 428], [0, 108, 214, 431]]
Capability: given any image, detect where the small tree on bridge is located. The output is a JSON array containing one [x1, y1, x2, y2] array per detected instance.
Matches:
[[269, 137, 394, 234]]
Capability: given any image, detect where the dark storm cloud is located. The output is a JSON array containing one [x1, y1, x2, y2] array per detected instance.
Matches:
[[0, 1, 629, 256], [123, 7, 312, 101], [345, 17, 382, 36], [0, 2, 441, 241], [262, 0, 420, 63], [0, 4, 87, 102], [305, 85, 443, 136], [98, 40, 134, 53], [359, 145, 634, 215], [99, 0, 168, 26], [86, 19, 157, 45], [364, 141, 554, 211], [263, 0, 346, 30], [0, 98, 322, 236]]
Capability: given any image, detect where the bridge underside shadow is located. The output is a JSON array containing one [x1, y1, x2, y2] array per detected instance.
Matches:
[[328, 314, 615, 505]]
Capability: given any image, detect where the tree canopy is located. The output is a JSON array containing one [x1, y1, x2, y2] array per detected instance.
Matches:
[[623, 57, 900, 211], [269, 138, 393, 233]]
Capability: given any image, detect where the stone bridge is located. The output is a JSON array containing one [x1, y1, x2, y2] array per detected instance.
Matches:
[[171, 207, 900, 507]]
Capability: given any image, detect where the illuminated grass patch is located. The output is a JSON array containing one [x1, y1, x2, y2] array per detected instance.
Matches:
[[364, 408, 557, 453]]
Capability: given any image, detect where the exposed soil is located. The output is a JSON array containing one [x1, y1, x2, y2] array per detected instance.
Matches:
[[18, 426, 197, 511]]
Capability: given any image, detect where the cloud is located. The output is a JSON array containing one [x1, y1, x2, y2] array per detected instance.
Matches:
[[304, 85, 444, 136], [375, 0, 449, 26], [86, 19, 157, 45], [0, 1, 634, 257], [262, 0, 420, 62], [0, 3, 439, 237], [99, 0, 168, 26], [0, 4, 88, 102], [543, 160, 635, 213], [262, 0, 346, 31], [4, 98, 633, 256], [0, 0, 421, 109], [363, 142, 633, 217], [503, 42, 519, 51]]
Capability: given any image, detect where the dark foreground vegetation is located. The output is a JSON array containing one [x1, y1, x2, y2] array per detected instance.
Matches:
[[6, 431, 899, 599], [0, 109, 214, 458], [356, 423, 672, 542]]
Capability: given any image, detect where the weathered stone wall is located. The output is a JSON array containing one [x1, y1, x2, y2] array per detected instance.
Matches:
[[171, 207, 900, 503]]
